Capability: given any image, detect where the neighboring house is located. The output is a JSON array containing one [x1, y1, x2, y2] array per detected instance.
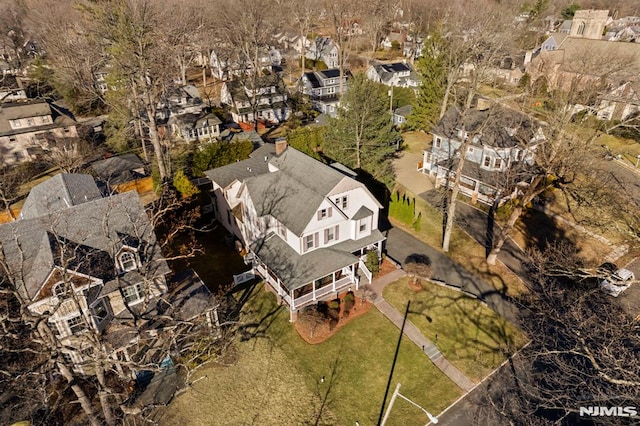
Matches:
[[419, 102, 545, 205], [91, 153, 147, 191], [558, 19, 572, 34], [393, 104, 412, 127], [305, 37, 340, 69], [300, 68, 351, 117], [0, 174, 218, 376], [0, 99, 78, 165], [168, 112, 222, 142], [94, 69, 109, 94], [596, 81, 640, 121], [210, 47, 282, 81], [157, 85, 203, 121], [366, 62, 419, 88], [381, 31, 405, 50], [0, 74, 27, 102], [487, 53, 531, 86], [540, 33, 567, 51], [220, 75, 291, 124], [205, 141, 385, 321], [403, 34, 424, 60]]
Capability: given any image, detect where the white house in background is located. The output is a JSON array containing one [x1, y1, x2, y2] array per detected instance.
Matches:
[[366, 62, 419, 88], [205, 141, 385, 321], [168, 112, 222, 142], [393, 104, 412, 127], [305, 37, 340, 68], [0, 99, 78, 165], [0, 74, 27, 102], [300, 68, 351, 117], [419, 101, 545, 205], [220, 75, 291, 124]]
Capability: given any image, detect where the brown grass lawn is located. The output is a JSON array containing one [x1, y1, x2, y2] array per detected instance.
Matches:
[[384, 278, 528, 382], [402, 131, 431, 155], [162, 284, 463, 425]]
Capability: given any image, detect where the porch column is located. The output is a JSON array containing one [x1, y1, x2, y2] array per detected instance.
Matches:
[[332, 271, 336, 292], [312, 281, 317, 301], [289, 290, 295, 322], [377, 240, 383, 257]]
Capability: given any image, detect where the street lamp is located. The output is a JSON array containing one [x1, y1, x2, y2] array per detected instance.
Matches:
[[381, 383, 439, 425], [635, 155, 640, 168]]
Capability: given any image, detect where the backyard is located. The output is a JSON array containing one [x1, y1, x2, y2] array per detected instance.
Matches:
[[162, 284, 463, 425], [383, 277, 528, 382]]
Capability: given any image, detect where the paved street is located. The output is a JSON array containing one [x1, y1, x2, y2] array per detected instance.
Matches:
[[384, 227, 519, 324]]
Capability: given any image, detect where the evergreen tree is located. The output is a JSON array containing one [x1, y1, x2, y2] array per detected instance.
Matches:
[[407, 31, 447, 131], [324, 73, 398, 187]]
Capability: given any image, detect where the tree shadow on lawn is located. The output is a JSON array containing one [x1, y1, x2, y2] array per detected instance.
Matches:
[[232, 283, 286, 342]]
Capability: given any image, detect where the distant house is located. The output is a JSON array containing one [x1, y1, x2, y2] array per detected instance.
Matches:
[[168, 112, 222, 142], [300, 68, 351, 117], [0, 99, 78, 165], [210, 47, 283, 81], [393, 104, 412, 127], [419, 102, 546, 205], [0, 174, 218, 376], [366, 62, 419, 88], [156, 85, 203, 121], [91, 153, 147, 190], [540, 33, 567, 51], [220, 75, 291, 124], [0, 74, 27, 102], [381, 31, 405, 50], [305, 37, 339, 68], [205, 141, 385, 321]]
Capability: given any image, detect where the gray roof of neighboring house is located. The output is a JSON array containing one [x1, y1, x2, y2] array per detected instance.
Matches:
[[92, 154, 146, 185], [223, 75, 286, 103], [0, 99, 76, 136], [433, 105, 540, 148], [394, 104, 413, 117], [559, 20, 572, 31], [204, 144, 276, 188], [0, 186, 169, 301], [251, 233, 358, 291], [20, 174, 103, 219], [1, 99, 51, 120]]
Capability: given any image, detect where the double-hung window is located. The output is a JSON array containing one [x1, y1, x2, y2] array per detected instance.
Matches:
[[123, 283, 145, 304], [67, 315, 86, 335]]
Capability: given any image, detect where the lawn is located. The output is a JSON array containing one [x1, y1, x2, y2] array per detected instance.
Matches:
[[163, 284, 463, 425], [384, 278, 528, 382], [389, 186, 528, 296], [402, 130, 431, 154]]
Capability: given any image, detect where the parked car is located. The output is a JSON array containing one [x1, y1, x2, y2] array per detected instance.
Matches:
[[600, 267, 635, 297]]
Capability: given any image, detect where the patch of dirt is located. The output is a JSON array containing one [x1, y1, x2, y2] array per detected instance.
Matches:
[[295, 291, 373, 345], [378, 257, 399, 278], [407, 277, 423, 292]]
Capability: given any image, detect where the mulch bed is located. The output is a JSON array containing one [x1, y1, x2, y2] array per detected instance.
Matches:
[[378, 257, 399, 277], [295, 291, 373, 345]]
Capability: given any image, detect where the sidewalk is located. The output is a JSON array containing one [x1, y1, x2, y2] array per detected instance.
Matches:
[[369, 269, 476, 392]]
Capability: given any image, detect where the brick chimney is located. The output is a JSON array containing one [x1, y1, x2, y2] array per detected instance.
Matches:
[[275, 138, 288, 155]]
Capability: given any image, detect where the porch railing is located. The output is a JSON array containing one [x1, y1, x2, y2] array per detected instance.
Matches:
[[292, 276, 354, 310]]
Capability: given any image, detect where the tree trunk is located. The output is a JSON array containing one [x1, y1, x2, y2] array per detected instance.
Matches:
[[486, 204, 522, 265], [442, 139, 469, 252], [57, 362, 101, 426], [96, 364, 117, 426]]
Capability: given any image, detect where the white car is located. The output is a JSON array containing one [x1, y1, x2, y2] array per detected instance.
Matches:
[[600, 268, 635, 297]]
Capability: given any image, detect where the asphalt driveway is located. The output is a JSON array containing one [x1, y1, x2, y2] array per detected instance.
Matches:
[[384, 226, 519, 324]]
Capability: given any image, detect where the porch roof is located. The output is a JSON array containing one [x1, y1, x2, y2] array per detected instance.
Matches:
[[331, 229, 385, 254], [251, 233, 358, 291]]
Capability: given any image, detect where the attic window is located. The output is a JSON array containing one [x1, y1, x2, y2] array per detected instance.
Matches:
[[54, 282, 67, 298], [119, 252, 137, 272]]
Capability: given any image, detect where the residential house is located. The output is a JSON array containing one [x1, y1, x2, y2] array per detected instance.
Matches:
[[205, 141, 385, 321], [393, 104, 412, 127], [596, 81, 640, 121], [0, 74, 27, 102], [305, 37, 339, 69], [381, 31, 405, 50], [300, 68, 351, 117], [220, 75, 291, 124], [156, 85, 203, 122], [0, 174, 218, 376], [210, 46, 283, 81], [403, 34, 424, 60], [419, 102, 545, 205], [540, 33, 567, 51], [366, 62, 419, 89], [94, 69, 109, 94], [558, 19, 572, 34], [0, 99, 78, 165], [91, 153, 147, 192], [168, 112, 222, 142]]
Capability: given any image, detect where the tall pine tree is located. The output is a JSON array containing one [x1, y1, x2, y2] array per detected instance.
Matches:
[[407, 31, 448, 131], [324, 73, 398, 187]]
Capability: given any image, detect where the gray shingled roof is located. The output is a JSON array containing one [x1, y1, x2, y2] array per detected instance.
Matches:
[[252, 233, 359, 291], [20, 174, 103, 220], [394, 104, 413, 118], [433, 105, 540, 148], [0, 187, 169, 301], [204, 144, 276, 189], [92, 154, 146, 185], [351, 206, 373, 220]]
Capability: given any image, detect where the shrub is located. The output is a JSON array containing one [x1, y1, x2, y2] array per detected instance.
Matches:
[[343, 291, 355, 315], [365, 251, 380, 276], [327, 298, 340, 320], [173, 170, 200, 199]]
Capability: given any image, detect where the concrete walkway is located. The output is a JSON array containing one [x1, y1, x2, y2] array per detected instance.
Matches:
[[369, 269, 476, 392]]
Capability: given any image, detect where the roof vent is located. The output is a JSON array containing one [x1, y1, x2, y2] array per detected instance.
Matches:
[[247, 167, 252, 172]]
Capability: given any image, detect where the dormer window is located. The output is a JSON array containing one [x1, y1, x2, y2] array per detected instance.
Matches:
[[119, 251, 137, 272], [494, 158, 502, 169], [54, 282, 67, 298], [483, 156, 491, 168], [317, 207, 332, 220]]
